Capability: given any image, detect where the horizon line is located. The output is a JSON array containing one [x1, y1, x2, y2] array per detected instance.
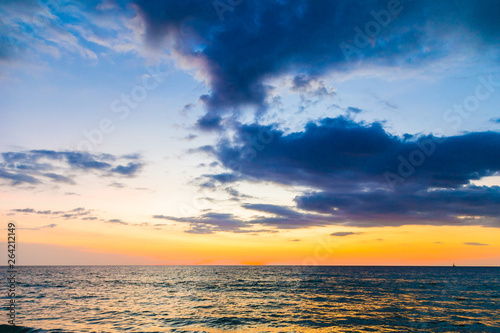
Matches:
[[2, 264, 499, 267]]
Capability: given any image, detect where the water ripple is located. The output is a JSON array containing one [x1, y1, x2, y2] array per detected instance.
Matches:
[[1, 266, 499, 332]]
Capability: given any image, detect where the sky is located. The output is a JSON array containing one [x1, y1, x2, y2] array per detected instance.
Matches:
[[1, 0, 500, 265]]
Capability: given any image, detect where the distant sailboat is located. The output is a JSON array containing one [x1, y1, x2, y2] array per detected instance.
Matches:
[[453, 263, 456, 267]]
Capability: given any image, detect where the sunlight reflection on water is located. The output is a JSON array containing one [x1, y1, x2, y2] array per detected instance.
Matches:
[[1, 266, 499, 332]]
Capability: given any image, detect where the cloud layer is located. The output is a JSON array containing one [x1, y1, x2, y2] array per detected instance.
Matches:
[[3, 0, 500, 236], [195, 117, 500, 229], [0, 0, 142, 69], [10, 206, 169, 230], [0, 150, 144, 186], [134, 0, 500, 128]]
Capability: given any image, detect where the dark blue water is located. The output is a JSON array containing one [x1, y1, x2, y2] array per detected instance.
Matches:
[[1, 266, 499, 332]]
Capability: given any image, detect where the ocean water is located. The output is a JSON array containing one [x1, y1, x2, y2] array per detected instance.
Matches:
[[1, 266, 499, 332]]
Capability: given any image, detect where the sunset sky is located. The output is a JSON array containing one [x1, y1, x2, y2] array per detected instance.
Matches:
[[1, 0, 500, 265]]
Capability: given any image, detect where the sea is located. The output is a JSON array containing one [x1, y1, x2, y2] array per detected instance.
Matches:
[[0, 266, 499, 332]]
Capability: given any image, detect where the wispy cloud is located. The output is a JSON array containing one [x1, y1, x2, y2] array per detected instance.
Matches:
[[8, 207, 169, 230], [153, 213, 277, 234], [17, 223, 57, 231], [10, 206, 168, 230], [111, 162, 143, 176], [0, 0, 143, 69], [11, 207, 94, 220], [330, 232, 364, 237], [106, 219, 129, 225], [0, 150, 144, 187]]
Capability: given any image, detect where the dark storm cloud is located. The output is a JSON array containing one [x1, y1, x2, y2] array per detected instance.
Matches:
[[133, 0, 500, 127], [0, 150, 144, 186], [196, 114, 224, 132], [195, 116, 500, 228], [212, 117, 500, 190], [152, 185, 500, 232], [294, 186, 500, 221]]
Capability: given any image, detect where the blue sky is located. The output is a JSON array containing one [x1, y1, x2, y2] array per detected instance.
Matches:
[[1, 0, 500, 264]]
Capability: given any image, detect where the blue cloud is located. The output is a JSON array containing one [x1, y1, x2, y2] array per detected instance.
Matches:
[[153, 212, 276, 234], [211, 117, 500, 190], [111, 162, 143, 176], [194, 116, 500, 228], [0, 150, 144, 186], [133, 0, 500, 127], [42, 173, 76, 184], [0, 169, 40, 185], [346, 107, 364, 114], [242, 204, 305, 220], [0, 0, 139, 68]]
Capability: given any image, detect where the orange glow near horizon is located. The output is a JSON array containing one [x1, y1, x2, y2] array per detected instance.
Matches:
[[7, 212, 499, 266]]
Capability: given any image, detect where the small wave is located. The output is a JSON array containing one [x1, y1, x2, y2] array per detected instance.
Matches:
[[0, 325, 48, 333]]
